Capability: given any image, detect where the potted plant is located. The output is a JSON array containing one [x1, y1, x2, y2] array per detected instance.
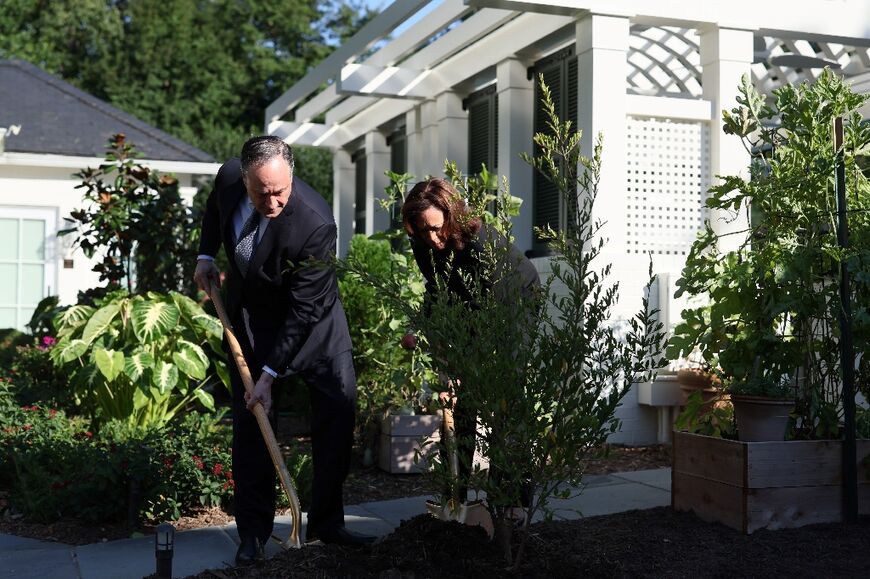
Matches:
[[675, 364, 723, 405], [727, 375, 794, 442]]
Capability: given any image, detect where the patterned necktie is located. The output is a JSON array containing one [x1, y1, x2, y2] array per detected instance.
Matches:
[[234, 210, 260, 276]]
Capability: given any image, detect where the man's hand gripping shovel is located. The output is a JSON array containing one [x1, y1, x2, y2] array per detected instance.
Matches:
[[207, 281, 303, 549]]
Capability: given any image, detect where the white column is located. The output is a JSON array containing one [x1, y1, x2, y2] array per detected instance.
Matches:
[[497, 57, 535, 253], [435, 91, 468, 176], [364, 131, 391, 235], [576, 13, 630, 254], [332, 149, 355, 258], [405, 105, 424, 180], [420, 98, 440, 177], [700, 26, 753, 251]]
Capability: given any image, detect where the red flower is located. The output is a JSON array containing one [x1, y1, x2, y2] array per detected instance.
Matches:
[[212, 463, 223, 476], [22, 424, 32, 431], [84, 431, 93, 439], [163, 457, 174, 469], [192, 455, 204, 470], [42, 336, 57, 348], [48, 409, 58, 418], [222, 480, 235, 491]]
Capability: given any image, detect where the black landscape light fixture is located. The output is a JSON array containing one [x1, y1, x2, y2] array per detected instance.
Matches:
[[155, 523, 175, 579]]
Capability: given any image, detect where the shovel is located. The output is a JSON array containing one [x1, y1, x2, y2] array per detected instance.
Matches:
[[425, 405, 494, 537], [207, 281, 303, 549]]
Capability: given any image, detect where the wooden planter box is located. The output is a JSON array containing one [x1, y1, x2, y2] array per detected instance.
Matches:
[[672, 431, 870, 534], [377, 414, 441, 474]]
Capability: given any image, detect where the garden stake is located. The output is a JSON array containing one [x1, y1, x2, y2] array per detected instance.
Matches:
[[208, 281, 303, 549], [833, 116, 858, 522], [425, 405, 494, 537]]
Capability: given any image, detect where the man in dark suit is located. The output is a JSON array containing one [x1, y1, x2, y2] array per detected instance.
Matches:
[[194, 136, 373, 565]]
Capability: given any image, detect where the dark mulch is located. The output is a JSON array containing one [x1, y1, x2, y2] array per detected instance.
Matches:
[[188, 507, 870, 579]]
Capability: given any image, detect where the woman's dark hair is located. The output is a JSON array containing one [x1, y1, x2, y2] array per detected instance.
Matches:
[[401, 178, 481, 251]]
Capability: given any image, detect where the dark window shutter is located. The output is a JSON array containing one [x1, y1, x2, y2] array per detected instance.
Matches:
[[468, 99, 491, 175], [493, 94, 499, 172], [388, 130, 407, 229], [566, 57, 578, 127], [389, 133, 406, 175], [564, 57, 579, 235], [532, 48, 578, 244], [354, 151, 366, 234], [465, 84, 498, 176], [533, 61, 564, 234]]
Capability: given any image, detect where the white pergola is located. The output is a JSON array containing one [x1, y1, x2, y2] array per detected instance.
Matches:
[[267, 0, 870, 255], [266, 0, 870, 445]]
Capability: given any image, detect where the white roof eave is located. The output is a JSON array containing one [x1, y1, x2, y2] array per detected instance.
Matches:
[[0, 152, 221, 176]]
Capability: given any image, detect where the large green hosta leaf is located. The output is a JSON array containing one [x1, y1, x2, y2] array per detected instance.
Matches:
[[50, 338, 89, 363], [192, 388, 215, 411], [131, 298, 179, 343], [172, 340, 209, 380], [124, 351, 155, 382], [71, 364, 103, 403], [214, 359, 231, 392], [192, 313, 223, 340], [169, 292, 221, 340], [54, 305, 95, 338], [81, 302, 121, 345], [152, 360, 178, 394], [94, 348, 125, 382]]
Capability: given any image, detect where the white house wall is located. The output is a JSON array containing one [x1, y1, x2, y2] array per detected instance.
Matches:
[[0, 157, 216, 329], [0, 164, 100, 311]]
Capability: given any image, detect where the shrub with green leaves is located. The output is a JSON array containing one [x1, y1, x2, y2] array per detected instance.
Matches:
[[339, 229, 436, 449], [0, 335, 74, 412], [0, 407, 235, 525], [343, 80, 665, 568], [61, 134, 199, 296], [667, 70, 870, 439], [49, 289, 227, 429]]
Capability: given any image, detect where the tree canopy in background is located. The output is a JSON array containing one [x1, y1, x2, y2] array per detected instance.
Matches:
[[0, 0, 375, 200]]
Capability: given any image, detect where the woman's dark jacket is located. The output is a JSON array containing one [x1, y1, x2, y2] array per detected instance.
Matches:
[[411, 225, 540, 313]]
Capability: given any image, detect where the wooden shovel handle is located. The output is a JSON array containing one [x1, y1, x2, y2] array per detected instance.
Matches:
[[442, 405, 460, 500], [208, 281, 302, 549]]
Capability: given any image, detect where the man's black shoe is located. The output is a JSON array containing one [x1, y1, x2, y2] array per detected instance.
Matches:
[[309, 527, 376, 547], [235, 536, 265, 566]]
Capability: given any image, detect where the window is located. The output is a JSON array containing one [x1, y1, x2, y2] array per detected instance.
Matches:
[[531, 47, 578, 244], [0, 207, 56, 330], [353, 148, 366, 234], [465, 84, 498, 176]]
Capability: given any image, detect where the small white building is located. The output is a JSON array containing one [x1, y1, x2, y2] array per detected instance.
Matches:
[[0, 59, 220, 330], [267, 0, 870, 444]]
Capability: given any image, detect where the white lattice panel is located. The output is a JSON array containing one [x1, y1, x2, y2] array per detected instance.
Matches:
[[625, 116, 710, 256]]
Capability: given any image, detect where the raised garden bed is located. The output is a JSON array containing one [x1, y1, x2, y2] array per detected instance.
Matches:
[[672, 430, 870, 533]]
